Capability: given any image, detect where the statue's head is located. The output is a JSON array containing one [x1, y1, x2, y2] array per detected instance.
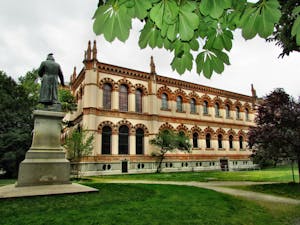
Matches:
[[47, 53, 55, 61]]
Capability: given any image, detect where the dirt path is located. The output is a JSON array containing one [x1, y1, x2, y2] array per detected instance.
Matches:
[[101, 179, 300, 205]]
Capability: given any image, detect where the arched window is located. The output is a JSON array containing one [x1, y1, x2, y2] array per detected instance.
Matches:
[[245, 108, 249, 120], [215, 103, 220, 117], [193, 132, 198, 148], [102, 126, 111, 154], [239, 136, 243, 149], [177, 96, 183, 112], [206, 133, 211, 148], [161, 93, 168, 110], [236, 106, 240, 119], [229, 135, 234, 149], [119, 125, 129, 154], [190, 98, 196, 113], [119, 85, 128, 111], [103, 84, 112, 110], [135, 89, 142, 113], [218, 134, 223, 149], [203, 101, 209, 115], [226, 104, 230, 118], [136, 128, 144, 155]]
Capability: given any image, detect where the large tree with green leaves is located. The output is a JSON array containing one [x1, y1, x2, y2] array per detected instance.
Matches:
[[248, 88, 300, 182], [150, 130, 191, 173], [0, 71, 35, 178], [93, 0, 300, 78]]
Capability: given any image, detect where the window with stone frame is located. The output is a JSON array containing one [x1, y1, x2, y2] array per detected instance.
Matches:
[[239, 136, 243, 149], [190, 98, 196, 113], [218, 134, 223, 149], [245, 108, 249, 120], [229, 135, 234, 149], [161, 93, 168, 110], [225, 104, 231, 118], [119, 125, 129, 154], [136, 128, 144, 155], [177, 96, 183, 112], [193, 132, 198, 148], [135, 89, 142, 113], [236, 106, 240, 119], [103, 83, 112, 110], [119, 84, 128, 111], [102, 126, 112, 154], [206, 133, 211, 148], [215, 102, 220, 117], [203, 100, 209, 115]]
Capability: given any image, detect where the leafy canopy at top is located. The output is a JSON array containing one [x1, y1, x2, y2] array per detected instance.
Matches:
[[93, 0, 299, 78]]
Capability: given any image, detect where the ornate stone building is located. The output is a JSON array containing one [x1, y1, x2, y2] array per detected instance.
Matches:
[[64, 40, 257, 175]]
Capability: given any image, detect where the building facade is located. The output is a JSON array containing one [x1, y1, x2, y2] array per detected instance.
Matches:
[[64, 40, 257, 175]]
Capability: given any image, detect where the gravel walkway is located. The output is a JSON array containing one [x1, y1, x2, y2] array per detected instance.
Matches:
[[102, 180, 300, 205]]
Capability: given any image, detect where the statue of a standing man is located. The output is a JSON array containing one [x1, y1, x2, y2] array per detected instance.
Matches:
[[38, 53, 65, 110]]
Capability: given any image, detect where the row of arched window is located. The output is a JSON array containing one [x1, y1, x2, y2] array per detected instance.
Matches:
[[101, 125, 145, 155], [95, 82, 252, 121], [162, 94, 250, 120]]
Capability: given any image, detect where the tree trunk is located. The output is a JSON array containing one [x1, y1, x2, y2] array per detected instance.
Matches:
[[156, 154, 165, 173], [291, 159, 295, 183]]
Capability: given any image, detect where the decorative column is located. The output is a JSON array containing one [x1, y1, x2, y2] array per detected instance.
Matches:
[[128, 93, 135, 112], [129, 134, 136, 155], [112, 90, 119, 110], [16, 110, 70, 187], [111, 133, 118, 155]]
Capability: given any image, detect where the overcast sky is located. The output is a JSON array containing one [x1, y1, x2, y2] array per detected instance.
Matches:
[[0, 0, 300, 98]]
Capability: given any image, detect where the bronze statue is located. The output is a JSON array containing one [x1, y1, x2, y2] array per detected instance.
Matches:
[[38, 53, 65, 110]]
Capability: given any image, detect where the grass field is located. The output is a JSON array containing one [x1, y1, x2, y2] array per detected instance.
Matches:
[[91, 165, 299, 183], [1, 166, 300, 224], [1, 183, 299, 225]]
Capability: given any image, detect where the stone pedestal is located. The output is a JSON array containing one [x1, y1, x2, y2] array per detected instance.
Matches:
[[16, 110, 70, 187]]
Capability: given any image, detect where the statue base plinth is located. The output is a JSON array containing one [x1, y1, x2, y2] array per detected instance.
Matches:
[[16, 110, 70, 187]]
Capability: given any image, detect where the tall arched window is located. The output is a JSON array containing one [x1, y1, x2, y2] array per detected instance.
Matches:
[[229, 135, 234, 149], [236, 106, 240, 119], [102, 126, 111, 154], [193, 132, 198, 148], [226, 104, 230, 118], [177, 96, 183, 112], [103, 84, 112, 110], [215, 103, 220, 117], [119, 85, 128, 111], [203, 101, 209, 115], [239, 136, 243, 149], [136, 128, 144, 155], [190, 98, 196, 113], [218, 134, 223, 149], [135, 89, 142, 113], [206, 133, 211, 148], [245, 108, 249, 120], [161, 93, 168, 110], [119, 125, 129, 154]]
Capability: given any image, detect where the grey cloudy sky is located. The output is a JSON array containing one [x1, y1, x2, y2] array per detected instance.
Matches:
[[0, 0, 299, 98]]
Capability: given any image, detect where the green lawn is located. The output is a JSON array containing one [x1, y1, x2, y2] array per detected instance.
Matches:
[[1, 183, 299, 225], [91, 165, 299, 183]]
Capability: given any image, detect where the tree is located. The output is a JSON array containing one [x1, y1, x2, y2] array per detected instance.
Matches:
[[267, 0, 300, 58], [248, 88, 300, 182], [58, 88, 77, 112], [0, 71, 35, 178], [93, 0, 300, 78], [63, 128, 94, 179], [149, 130, 191, 173]]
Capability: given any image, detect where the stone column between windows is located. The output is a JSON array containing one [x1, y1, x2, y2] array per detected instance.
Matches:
[[142, 96, 148, 113], [199, 139, 206, 149], [95, 132, 101, 155], [233, 140, 238, 151], [112, 90, 119, 110], [128, 93, 135, 112], [129, 134, 136, 155], [224, 139, 230, 151], [211, 139, 218, 150], [144, 136, 149, 154], [98, 89, 103, 108], [111, 133, 118, 155]]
